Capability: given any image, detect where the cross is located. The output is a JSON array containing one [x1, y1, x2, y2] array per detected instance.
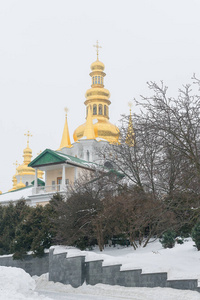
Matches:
[[128, 101, 133, 113], [24, 130, 32, 147], [64, 107, 69, 116], [93, 40, 102, 60]]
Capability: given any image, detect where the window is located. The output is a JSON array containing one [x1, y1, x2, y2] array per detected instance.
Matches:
[[92, 76, 95, 85], [104, 105, 107, 116], [98, 76, 100, 84], [99, 104, 102, 115], [95, 76, 97, 84], [93, 104, 97, 115], [101, 77, 103, 85]]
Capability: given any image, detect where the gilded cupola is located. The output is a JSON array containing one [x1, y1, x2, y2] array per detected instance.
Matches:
[[8, 132, 44, 192], [17, 131, 36, 177], [8, 161, 18, 192], [16, 131, 43, 179], [73, 41, 119, 144]]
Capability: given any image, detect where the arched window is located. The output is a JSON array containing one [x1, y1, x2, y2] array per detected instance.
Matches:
[[99, 104, 102, 115], [93, 104, 97, 115], [101, 76, 103, 85], [98, 76, 100, 84], [92, 76, 95, 85], [104, 105, 107, 116], [95, 76, 97, 84]]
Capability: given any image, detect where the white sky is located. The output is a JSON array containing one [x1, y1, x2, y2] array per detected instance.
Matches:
[[1, 0, 200, 192]]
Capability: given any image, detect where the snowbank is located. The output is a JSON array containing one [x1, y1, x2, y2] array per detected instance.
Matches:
[[0, 266, 51, 300]]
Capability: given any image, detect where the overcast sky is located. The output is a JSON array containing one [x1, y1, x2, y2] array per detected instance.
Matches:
[[1, 0, 200, 192]]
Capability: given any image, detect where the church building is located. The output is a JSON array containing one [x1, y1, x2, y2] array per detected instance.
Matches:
[[0, 42, 122, 206]]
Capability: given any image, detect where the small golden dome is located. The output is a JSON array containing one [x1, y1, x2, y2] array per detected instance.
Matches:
[[0, 191, 2, 195], [16, 179, 26, 190], [17, 164, 24, 175], [17, 163, 35, 176], [90, 59, 105, 71]]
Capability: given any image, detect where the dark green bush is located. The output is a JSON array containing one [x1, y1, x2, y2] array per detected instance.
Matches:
[[191, 222, 200, 250], [159, 230, 176, 248]]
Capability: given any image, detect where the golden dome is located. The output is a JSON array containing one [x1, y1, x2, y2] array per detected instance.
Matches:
[[8, 133, 44, 192], [17, 132, 43, 178], [8, 175, 18, 192], [74, 120, 119, 143], [17, 163, 35, 176], [16, 178, 26, 190], [0, 191, 2, 195], [73, 50, 119, 144], [90, 59, 105, 71]]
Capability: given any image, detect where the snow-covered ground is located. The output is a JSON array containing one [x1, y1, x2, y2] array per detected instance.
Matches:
[[1, 238, 200, 300]]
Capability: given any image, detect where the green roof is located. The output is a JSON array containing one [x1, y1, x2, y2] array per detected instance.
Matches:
[[28, 149, 124, 178], [28, 149, 96, 169], [29, 149, 66, 167]]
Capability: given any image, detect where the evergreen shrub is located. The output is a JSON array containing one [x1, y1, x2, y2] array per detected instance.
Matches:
[[191, 222, 200, 250], [159, 230, 176, 248]]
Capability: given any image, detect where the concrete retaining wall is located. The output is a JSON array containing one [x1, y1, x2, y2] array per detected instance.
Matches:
[[0, 253, 49, 276], [49, 249, 200, 292], [49, 250, 85, 288], [0, 250, 199, 292]]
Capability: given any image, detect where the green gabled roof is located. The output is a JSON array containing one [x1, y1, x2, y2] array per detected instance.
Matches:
[[28, 148, 97, 169], [29, 149, 67, 168], [56, 151, 97, 167]]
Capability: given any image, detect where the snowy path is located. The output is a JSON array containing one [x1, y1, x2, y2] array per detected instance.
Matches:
[[37, 289, 134, 299]]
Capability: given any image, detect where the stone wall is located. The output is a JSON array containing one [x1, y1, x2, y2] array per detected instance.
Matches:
[[0, 250, 199, 293], [0, 253, 49, 276], [49, 249, 200, 292]]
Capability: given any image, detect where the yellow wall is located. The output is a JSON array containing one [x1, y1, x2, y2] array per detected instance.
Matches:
[[46, 166, 76, 186]]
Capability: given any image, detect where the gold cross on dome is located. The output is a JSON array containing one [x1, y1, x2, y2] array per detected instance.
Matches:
[[93, 40, 102, 60], [128, 101, 133, 112], [64, 107, 68, 115], [24, 130, 32, 146]]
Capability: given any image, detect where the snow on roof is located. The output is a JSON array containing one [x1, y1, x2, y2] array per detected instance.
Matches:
[[0, 186, 32, 202]]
